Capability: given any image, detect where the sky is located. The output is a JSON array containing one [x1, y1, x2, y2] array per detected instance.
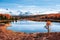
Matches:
[[0, 0, 60, 15]]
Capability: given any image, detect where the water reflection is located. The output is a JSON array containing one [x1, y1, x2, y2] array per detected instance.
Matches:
[[7, 20, 60, 33]]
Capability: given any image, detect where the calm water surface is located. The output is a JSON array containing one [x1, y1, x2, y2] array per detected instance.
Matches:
[[7, 20, 60, 33]]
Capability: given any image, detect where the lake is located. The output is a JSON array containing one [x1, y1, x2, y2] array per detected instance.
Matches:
[[7, 20, 60, 33]]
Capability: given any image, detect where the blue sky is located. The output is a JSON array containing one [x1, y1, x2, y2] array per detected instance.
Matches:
[[0, 0, 60, 15], [0, 0, 60, 6]]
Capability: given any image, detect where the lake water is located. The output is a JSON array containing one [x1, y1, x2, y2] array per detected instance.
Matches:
[[7, 20, 60, 33]]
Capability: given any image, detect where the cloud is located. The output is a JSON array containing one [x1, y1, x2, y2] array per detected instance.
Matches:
[[17, 5, 60, 15], [18, 5, 37, 8], [0, 8, 9, 13], [17, 5, 59, 13], [0, 5, 60, 15], [0, 8, 20, 15], [56, 5, 60, 6]]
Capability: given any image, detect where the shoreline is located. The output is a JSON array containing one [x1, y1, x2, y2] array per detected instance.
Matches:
[[0, 23, 60, 40]]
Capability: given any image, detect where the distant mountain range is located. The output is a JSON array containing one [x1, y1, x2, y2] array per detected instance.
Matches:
[[0, 8, 60, 16], [0, 8, 33, 16], [19, 11, 32, 16]]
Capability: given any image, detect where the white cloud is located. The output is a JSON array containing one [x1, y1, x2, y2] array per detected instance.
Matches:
[[0, 5, 60, 15], [18, 5, 60, 15], [0, 8, 19, 15], [0, 8, 9, 13], [56, 5, 60, 6]]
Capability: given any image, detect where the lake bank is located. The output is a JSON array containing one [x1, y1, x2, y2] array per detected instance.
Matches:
[[0, 23, 60, 40]]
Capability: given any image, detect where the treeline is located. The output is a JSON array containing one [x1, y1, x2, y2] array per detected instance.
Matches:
[[0, 14, 20, 20], [19, 13, 60, 22], [40, 14, 60, 20], [21, 13, 60, 20], [0, 14, 12, 20], [0, 13, 60, 21]]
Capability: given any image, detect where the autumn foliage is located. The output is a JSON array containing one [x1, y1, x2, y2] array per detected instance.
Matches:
[[21, 13, 60, 22], [0, 13, 11, 20]]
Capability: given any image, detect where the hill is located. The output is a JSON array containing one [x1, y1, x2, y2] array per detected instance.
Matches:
[[20, 13, 60, 22]]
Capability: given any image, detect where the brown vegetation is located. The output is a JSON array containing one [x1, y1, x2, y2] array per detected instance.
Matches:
[[0, 23, 60, 40], [0, 13, 11, 20], [20, 13, 60, 22]]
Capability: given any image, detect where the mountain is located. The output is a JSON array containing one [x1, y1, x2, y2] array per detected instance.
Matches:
[[0, 9, 33, 16], [19, 13, 60, 22], [19, 11, 32, 16], [0, 8, 60, 16], [0, 8, 12, 14], [0, 8, 20, 15]]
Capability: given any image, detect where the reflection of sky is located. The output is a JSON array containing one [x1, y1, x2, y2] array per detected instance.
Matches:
[[7, 20, 60, 33], [0, 0, 60, 15]]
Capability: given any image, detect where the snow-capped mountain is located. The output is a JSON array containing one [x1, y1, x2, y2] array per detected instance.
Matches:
[[0, 8, 12, 14], [0, 8, 59, 16], [19, 11, 32, 16], [0, 8, 20, 15], [0, 8, 33, 16]]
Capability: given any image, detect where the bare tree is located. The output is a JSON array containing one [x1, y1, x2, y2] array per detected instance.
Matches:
[[45, 20, 51, 36]]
